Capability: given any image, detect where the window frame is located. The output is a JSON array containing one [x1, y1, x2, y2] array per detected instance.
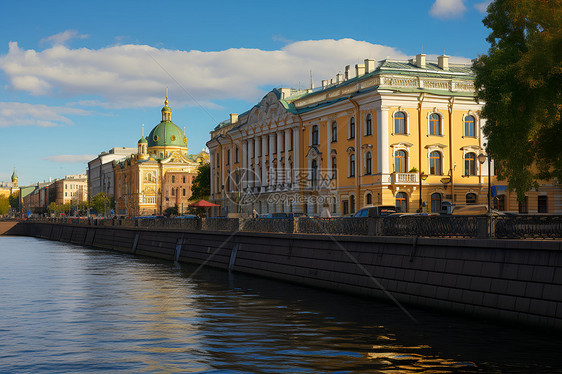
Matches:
[[429, 151, 442, 175], [331, 121, 338, 142], [394, 111, 406, 134], [464, 152, 477, 176], [464, 115, 476, 137], [349, 117, 355, 139], [365, 113, 372, 136], [394, 150, 407, 173], [311, 125, 319, 145], [365, 151, 372, 175], [349, 154, 355, 177], [429, 113, 441, 136]]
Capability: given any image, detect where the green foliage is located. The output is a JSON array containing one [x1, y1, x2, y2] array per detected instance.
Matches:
[[473, 0, 562, 200], [8, 192, 19, 210], [0, 196, 9, 215], [91, 192, 113, 215], [190, 162, 210, 201], [164, 205, 178, 217]]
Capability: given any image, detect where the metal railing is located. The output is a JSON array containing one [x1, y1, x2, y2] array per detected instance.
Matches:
[[21, 215, 562, 239]]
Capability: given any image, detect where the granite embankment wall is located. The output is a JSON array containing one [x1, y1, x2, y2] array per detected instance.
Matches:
[[9, 221, 562, 330]]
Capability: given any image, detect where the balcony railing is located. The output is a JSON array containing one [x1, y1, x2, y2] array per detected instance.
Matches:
[[392, 172, 418, 184]]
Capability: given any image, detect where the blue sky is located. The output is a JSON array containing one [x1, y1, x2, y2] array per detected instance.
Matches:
[[0, 0, 492, 185]]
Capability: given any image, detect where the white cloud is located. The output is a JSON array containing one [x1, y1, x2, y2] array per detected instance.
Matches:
[[0, 102, 91, 127], [40, 30, 88, 46], [43, 154, 96, 163], [430, 0, 467, 19], [0, 37, 473, 110], [474, 1, 492, 13]]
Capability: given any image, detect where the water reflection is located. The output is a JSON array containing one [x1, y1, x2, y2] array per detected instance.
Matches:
[[0, 237, 561, 373]]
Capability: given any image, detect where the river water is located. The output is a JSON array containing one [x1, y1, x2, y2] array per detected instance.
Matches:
[[0, 236, 561, 373]]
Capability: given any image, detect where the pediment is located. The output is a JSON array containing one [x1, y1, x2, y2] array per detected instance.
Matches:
[[161, 151, 193, 164], [306, 146, 322, 160]]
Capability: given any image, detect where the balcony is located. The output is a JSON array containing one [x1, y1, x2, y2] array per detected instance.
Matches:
[[392, 172, 418, 185]]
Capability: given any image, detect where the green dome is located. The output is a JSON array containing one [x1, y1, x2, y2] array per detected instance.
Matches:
[[162, 105, 171, 112], [147, 121, 187, 148], [11, 169, 18, 182], [138, 137, 148, 144]]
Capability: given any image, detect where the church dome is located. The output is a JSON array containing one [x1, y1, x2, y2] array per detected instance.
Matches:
[[147, 121, 187, 148], [138, 137, 148, 144], [147, 95, 188, 149]]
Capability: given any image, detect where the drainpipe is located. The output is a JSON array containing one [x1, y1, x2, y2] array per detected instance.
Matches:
[[418, 93, 425, 210], [348, 96, 361, 209]]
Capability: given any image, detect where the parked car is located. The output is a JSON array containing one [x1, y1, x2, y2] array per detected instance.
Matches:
[[353, 205, 397, 218]]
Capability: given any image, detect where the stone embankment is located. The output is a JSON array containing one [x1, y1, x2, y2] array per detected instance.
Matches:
[[6, 220, 562, 331]]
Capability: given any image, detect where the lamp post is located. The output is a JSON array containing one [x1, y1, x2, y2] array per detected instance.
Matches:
[[477, 151, 491, 213], [418, 171, 428, 211]]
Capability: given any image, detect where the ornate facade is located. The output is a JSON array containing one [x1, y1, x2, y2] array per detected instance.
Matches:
[[114, 96, 199, 216], [208, 54, 561, 215]]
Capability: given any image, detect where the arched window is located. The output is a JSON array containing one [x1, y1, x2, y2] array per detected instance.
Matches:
[[538, 196, 548, 213], [365, 151, 372, 175], [464, 152, 476, 176], [311, 159, 318, 187], [395, 150, 407, 173], [332, 121, 337, 142], [396, 192, 408, 213], [394, 111, 406, 134], [350, 195, 356, 214], [365, 114, 372, 136], [332, 156, 337, 179], [464, 115, 475, 137], [349, 154, 355, 177], [429, 151, 442, 175], [366, 193, 372, 205], [235, 146, 239, 163], [466, 193, 477, 204], [349, 117, 355, 139], [429, 113, 441, 135], [312, 125, 319, 145], [431, 193, 442, 213]]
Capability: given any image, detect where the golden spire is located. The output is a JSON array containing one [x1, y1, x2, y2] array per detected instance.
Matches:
[[165, 86, 168, 106]]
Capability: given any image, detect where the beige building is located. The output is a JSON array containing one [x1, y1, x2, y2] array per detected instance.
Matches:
[[54, 174, 88, 205], [208, 54, 561, 215], [113, 95, 200, 216]]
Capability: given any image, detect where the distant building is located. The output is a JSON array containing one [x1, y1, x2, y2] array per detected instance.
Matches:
[[113, 95, 199, 216], [53, 174, 88, 205], [87, 147, 137, 204]]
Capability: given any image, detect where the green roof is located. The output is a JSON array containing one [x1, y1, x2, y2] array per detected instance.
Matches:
[[148, 121, 187, 148], [138, 137, 148, 144], [11, 169, 18, 181]]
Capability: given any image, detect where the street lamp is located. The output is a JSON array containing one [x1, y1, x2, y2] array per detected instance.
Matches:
[[477, 151, 491, 213], [418, 171, 428, 211]]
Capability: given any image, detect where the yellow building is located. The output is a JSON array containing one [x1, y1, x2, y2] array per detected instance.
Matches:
[[208, 54, 561, 215], [114, 95, 199, 217]]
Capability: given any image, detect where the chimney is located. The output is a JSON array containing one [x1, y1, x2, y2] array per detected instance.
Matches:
[[415, 53, 426, 68], [230, 113, 238, 124], [322, 80, 328, 88], [364, 59, 375, 73], [355, 63, 365, 77], [345, 65, 352, 80], [336, 73, 344, 83], [437, 54, 449, 70]]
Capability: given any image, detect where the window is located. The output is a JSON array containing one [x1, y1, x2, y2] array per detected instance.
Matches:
[[466, 193, 477, 204], [172, 175, 175, 183], [395, 150, 407, 173], [538, 196, 548, 213], [227, 149, 231, 165], [396, 192, 408, 213], [464, 152, 476, 176], [331, 121, 337, 142], [431, 193, 442, 213], [395, 111, 406, 134], [312, 125, 319, 145], [311, 159, 318, 187], [182, 176, 186, 183], [235, 147, 239, 163], [183, 189, 186, 196], [464, 115, 476, 137], [366, 193, 372, 205], [429, 151, 442, 175], [518, 196, 528, 213], [171, 188, 175, 196], [343, 200, 349, 215], [350, 195, 356, 214], [365, 151, 372, 175], [429, 113, 441, 135], [349, 154, 355, 177], [349, 117, 355, 139], [365, 114, 372, 136], [494, 195, 506, 211], [332, 156, 337, 179]]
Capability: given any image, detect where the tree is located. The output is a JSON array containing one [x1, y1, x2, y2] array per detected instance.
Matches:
[[91, 192, 112, 215], [473, 0, 562, 200], [190, 162, 210, 201], [0, 196, 9, 215], [8, 192, 19, 210]]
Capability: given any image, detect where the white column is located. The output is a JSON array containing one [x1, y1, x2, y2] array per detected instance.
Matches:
[[293, 127, 300, 187], [377, 107, 389, 174], [209, 150, 215, 196], [247, 139, 254, 188], [327, 120, 332, 179], [269, 133, 275, 187], [254, 136, 260, 187], [277, 131, 283, 187], [262, 135, 268, 188], [284, 129, 291, 186], [242, 141, 248, 190], [221, 146, 226, 194]]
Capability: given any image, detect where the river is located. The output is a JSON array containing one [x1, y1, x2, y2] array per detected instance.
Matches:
[[0, 236, 561, 373]]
